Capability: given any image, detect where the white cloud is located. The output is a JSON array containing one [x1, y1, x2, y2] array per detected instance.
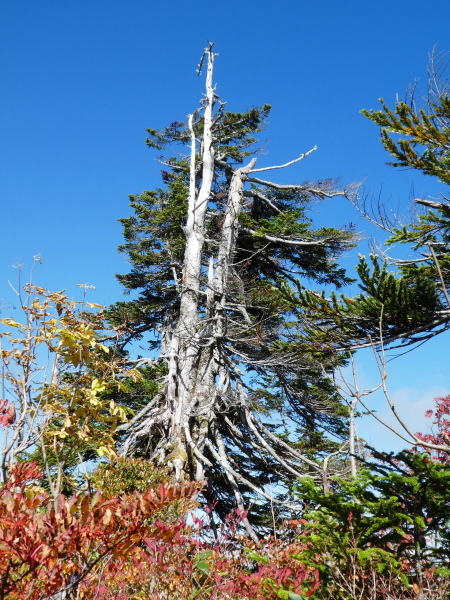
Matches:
[[356, 385, 449, 454]]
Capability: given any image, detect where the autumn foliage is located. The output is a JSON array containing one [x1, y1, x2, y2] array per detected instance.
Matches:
[[2, 284, 450, 599], [0, 285, 319, 600], [0, 461, 202, 600], [0, 459, 323, 600], [416, 394, 450, 463]]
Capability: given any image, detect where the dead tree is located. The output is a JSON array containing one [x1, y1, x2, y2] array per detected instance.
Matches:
[[111, 44, 359, 536]]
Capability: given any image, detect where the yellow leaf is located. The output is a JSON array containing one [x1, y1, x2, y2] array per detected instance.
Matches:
[[25, 485, 46, 500], [116, 406, 129, 421], [123, 369, 143, 383], [0, 318, 21, 328], [97, 446, 116, 458], [91, 378, 107, 392]]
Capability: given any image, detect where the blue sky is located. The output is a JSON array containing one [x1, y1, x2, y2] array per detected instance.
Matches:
[[2, 0, 450, 451]]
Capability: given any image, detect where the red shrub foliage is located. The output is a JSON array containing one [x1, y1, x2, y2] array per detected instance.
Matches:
[[0, 399, 15, 427], [416, 394, 450, 463], [0, 462, 320, 600], [0, 462, 201, 600], [82, 534, 319, 600]]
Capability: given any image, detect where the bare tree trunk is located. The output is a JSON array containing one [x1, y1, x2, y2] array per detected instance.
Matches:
[[164, 47, 216, 479], [349, 397, 358, 478]]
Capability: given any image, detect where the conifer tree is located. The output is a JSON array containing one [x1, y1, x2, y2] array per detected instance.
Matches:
[[108, 44, 358, 532], [299, 52, 450, 350]]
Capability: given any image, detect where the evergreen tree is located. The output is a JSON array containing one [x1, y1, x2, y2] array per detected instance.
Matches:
[[108, 44, 358, 534], [298, 52, 450, 350], [296, 448, 450, 594], [354, 61, 450, 345]]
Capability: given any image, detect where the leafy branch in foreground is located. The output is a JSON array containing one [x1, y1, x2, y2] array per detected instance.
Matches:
[[326, 51, 450, 350], [0, 460, 200, 600], [0, 282, 138, 496]]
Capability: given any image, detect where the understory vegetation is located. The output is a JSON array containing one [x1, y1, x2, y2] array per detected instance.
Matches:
[[2, 45, 450, 599]]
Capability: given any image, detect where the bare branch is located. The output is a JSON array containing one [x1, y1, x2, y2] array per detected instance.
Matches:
[[241, 227, 348, 247], [415, 197, 450, 214], [249, 147, 317, 173], [246, 177, 357, 200], [429, 244, 450, 309]]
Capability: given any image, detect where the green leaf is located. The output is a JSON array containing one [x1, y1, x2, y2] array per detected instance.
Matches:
[[195, 561, 209, 574]]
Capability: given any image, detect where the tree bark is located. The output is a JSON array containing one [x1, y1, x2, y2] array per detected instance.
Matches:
[[165, 46, 216, 478]]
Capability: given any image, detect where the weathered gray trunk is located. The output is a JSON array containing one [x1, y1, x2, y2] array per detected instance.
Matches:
[[163, 48, 216, 479]]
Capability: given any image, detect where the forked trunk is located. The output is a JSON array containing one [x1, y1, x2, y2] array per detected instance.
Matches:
[[117, 44, 358, 538]]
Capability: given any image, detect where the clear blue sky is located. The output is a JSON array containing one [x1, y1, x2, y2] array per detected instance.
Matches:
[[2, 0, 450, 451]]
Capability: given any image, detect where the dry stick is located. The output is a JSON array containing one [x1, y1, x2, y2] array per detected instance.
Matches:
[[221, 412, 292, 481], [183, 425, 213, 468], [120, 407, 168, 457], [429, 243, 450, 308], [246, 176, 356, 198], [356, 394, 417, 445], [349, 357, 360, 478], [203, 438, 300, 510], [10, 374, 47, 463], [241, 410, 320, 478], [349, 396, 358, 478], [187, 111, 197, 218], [167, 44, 216, 459], [267, 475, 278, 539], [415, 197, 450, 215], [222, 421, 278, 475], [336, 356, 381, 477], [376, 304, 426, 437], [248, 146, 317, 173], [372, 341, 450, 452], [40, 434, 59, 501], [116, 392, 163, 432], [240, 227, 347, 247], [244, 190, 282, 214], [1, 370, 33, 469], [245, 409, 324, 470], [372, 329, 421, 441]]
